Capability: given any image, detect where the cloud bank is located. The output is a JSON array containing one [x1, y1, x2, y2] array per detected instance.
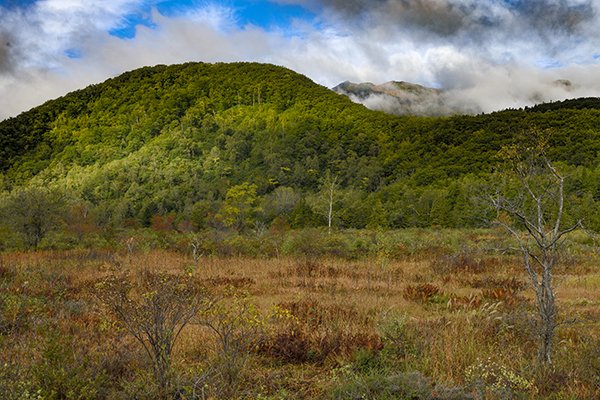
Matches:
[[1, 0, 600, 120]]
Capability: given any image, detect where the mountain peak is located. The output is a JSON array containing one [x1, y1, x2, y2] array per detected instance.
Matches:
[[333, 79, 472, 117]]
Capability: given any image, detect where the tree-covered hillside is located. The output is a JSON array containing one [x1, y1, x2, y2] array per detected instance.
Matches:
[[0, 62, 599, 245]]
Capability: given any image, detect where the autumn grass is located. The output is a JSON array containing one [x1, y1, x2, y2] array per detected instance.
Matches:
[[0, 229, 599, 398]]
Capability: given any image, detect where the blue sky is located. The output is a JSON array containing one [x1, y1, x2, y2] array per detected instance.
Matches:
[[0, 0, 599, 119], [107, 1, 318, 39]]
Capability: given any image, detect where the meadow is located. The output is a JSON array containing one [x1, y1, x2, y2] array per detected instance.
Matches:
[[0, 228, 599, 399]]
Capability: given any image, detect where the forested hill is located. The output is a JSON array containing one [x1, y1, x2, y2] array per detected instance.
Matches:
[[525, 97, 600, 113], [0, 62, 347, 176], [1, 62, 600, 232]]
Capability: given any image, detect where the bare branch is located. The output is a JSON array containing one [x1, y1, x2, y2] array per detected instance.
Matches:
[[491, 142, 580, 367], [550, 220, 583, 247]]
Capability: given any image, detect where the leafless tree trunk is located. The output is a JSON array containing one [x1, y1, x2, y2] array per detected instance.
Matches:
[[491, 145, 581, 366], [190, 235, 202, 269]]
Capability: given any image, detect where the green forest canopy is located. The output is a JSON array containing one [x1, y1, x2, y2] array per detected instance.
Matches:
[[0, 61, 599, 240]]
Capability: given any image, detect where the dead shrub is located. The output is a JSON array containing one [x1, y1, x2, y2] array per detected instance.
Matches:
[[467, 276, 527, 292], [202, 276, 255, 289], [481, 287, 524, 307], [403, 283, 441, 303], [289, 260, 341, 279], [430, 251, 501, 275], [258, 328, 311, 363], [257, 299, 380, 363], [447, 294, 483, 311]]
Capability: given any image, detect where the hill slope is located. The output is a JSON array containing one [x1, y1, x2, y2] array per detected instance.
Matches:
[[1, 62, 599, 231]]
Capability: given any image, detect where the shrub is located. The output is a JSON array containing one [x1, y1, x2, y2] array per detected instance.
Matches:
[[220, 234, 263, 257], [33, 333, 108, 400], [117, 369, 162, 400], [281, 228, 328, 258], [198, 292, 265, 398], [431, 251, 500, 275], [377, 314, 421, 362], [281, 229, 361, 259], [0, 362, 42, 400], [0, 293, 31, 334], [96, 270, 210, 398], [580, 338, 600, 390], [403, 283, 442, 303], [465, 358, 532, 399], [258, 299, 380, 363], [330, 368, 473, 400]]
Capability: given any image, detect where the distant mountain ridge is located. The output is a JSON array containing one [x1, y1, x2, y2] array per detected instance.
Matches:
[[332, 80, 480, 116], [333, 80, 441, 99], [332, 78, 600, 117]]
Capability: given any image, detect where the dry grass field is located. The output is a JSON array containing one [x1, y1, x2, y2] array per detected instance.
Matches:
[[0, 229, 599, 399]]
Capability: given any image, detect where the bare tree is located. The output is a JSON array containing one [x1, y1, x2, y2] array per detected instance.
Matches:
[[190, 234, 202, 268], [491, 142, 582, 366], [96, 270, 211, 398], [307, 171, 339, 234]]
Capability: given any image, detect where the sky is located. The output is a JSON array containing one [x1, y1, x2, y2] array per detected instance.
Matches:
[[1, 0, 600, 119]]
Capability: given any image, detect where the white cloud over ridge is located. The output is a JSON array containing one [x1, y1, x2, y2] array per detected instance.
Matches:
[[1, 0, 600, 120]]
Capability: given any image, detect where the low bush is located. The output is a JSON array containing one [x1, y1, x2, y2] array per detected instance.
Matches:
[[95, 270, 210, 398], [431, 251, 501, 275], [465, 358, 532, 399], [403, 283, 443, 303], [330, 368, 473, 400], [376, 314, 422, 362], [33, 333, 109, 400], [467, 276, 527, 292], [258, 299, 381, 363], [198, 292, 265, 398]]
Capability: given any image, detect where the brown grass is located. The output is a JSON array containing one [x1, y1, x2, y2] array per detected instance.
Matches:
[[0, 243, 599, 399], [403, 283, 442, 302]]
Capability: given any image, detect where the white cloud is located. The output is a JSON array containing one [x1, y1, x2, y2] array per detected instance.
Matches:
[[1, 0, 600, 120], [0, 0, 144, 70]]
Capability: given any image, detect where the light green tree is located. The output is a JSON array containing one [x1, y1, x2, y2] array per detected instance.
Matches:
[[220, 182, 261, 231], [0, 186, 67, 248]]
